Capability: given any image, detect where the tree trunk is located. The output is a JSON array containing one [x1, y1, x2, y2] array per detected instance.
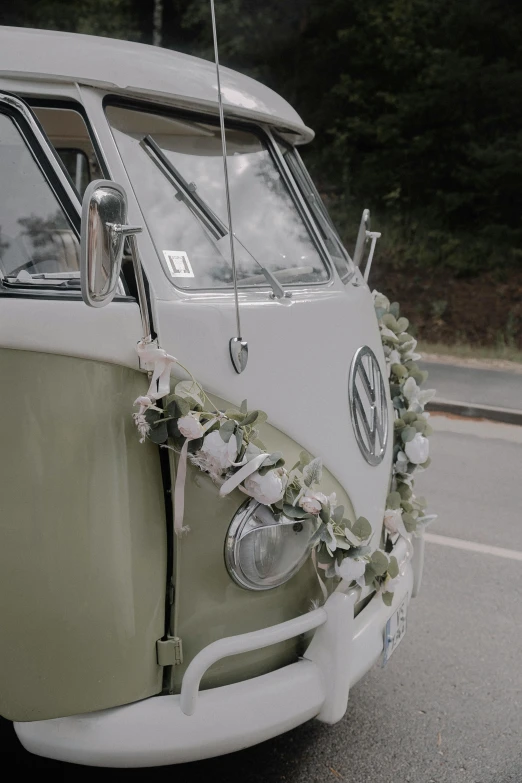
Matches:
[[152, 0, 163, 47]]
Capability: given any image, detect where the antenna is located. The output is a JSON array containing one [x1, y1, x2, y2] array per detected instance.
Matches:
[[210, 0, 248, 374]]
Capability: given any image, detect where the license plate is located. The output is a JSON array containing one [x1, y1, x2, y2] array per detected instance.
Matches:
[[382, 597, 408, 666]]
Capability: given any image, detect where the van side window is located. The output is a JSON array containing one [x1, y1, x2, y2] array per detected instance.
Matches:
[[32, 107, 103, 198], [0, 112, 80, 281]]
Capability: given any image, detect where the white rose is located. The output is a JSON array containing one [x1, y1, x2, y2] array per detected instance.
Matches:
[[405, 433, 429, 465], [134, 395, 153, 408], [335, 557, 366, 584], [177, 414, 204, 440], [299, 493, 322, 515], [384, 507, 405, 535], [395, 450, 409, 474], [242, 467, 287, 506], [194, 430, 236, 480]]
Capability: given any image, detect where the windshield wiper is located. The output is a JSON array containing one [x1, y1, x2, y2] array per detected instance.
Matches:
[[4, 270, 82, 288], [142, 135, 228, 240], [142, 134, 289, 299]]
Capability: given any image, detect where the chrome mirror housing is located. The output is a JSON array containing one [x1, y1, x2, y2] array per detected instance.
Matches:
[[80, 179, 142, 307]]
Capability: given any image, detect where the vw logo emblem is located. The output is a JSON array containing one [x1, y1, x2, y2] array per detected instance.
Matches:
[[349, 346, 389, 466]]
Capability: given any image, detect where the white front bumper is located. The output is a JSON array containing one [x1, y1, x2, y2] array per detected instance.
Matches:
[[15, 540, 417, 768]]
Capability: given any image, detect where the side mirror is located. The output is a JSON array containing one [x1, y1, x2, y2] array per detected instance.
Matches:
[[80, 179, 142, 308], [352, 208, 371, 268]]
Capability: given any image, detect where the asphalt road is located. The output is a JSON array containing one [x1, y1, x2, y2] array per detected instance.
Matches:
[[2, 414, 522, 782], [419, 361, 522, 411]]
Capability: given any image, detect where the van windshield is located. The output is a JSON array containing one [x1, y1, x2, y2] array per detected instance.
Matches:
[[106, 105, 329, 290]]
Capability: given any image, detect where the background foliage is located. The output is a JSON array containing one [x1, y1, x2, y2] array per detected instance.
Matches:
[[1, 0, 521, 346]]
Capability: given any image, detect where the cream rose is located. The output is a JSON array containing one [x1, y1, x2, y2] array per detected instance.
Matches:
[[177, 414, 204, 440], [192, 430, 236, 480], [299, 492, 322, 515], [242, 467, 287, 506], [383, 507, 404, 535], [335, 557, 366, 584], [404, 433, 429, 464]]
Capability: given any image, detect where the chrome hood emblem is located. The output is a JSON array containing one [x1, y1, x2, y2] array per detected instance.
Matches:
[[349, 346, 388, 466]]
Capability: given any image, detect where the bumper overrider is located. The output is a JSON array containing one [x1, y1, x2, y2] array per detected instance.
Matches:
[[15, 537, 419, 768]]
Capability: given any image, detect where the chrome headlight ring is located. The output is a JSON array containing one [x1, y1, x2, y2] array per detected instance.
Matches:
[[225, 499, 317, 591]]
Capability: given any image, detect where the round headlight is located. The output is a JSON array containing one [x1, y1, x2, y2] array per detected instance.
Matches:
[[225, 499, 317, 591]]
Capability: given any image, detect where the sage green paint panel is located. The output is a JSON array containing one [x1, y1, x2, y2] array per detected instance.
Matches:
[[170, 416, 355, 692], [0, 348, 166, 722]]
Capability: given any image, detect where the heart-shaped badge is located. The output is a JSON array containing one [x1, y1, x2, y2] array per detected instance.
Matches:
[[229, 337, 249, 374]]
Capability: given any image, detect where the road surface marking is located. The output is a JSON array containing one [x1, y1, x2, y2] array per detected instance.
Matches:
[[425, 533, 522, 562], [431, 415, 522, 444]]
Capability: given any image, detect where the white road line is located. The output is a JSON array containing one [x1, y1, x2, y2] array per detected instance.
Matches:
[[430, 414, 522, 443], [425, 533, 522, 562]]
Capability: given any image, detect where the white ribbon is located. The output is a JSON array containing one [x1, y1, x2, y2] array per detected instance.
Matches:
[[312, 549, 328, 602], [133, 337, 178, 443], [173, 417, 218, 536], [136, 337, 178, 403], [218, 453, 269, 497], [174, 439, 191, 536]]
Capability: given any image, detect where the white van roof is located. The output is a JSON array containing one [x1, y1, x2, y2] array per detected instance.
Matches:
[[0, 26, 313, 143]]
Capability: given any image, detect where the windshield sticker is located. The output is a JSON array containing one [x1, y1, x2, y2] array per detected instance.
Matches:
[[163, 250, 194, 278]]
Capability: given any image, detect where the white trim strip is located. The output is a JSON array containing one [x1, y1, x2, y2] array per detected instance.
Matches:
[[425, 532, 522, 562]]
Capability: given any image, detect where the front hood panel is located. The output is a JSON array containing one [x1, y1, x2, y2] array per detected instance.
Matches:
[[156, 283, 392, 543]]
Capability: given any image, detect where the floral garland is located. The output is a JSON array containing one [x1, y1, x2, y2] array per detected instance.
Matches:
[[133, 290, 435, 605]]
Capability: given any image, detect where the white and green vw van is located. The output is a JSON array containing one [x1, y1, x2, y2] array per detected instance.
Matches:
[[0, 26, 425, 767]]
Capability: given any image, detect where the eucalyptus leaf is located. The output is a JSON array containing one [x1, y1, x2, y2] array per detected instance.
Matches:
[[396, 316, 409, 332], [382, 591, 394, 607], [225, 410, 246, 422], [369, 549, 389, 575], [391, 363, 408, 379], [319, 504, 331, 524], [182, 395, 202, 412], [386, 491, 402, 510], [242, 410, 260, 426], [219, 420, 236, 443], [343, 524, 362, 547], [258, 457, 285, 476], [364, 549, 389, 585], [145, 409, 168, 444], [403, 412, 418, 425], [402, 512, 417, 532], [299, 450, 313, 470], [350, 516, 372, 541], [169, 395, 191, 418], [401, 426, 417, 443], [387, 555, 399, 579], [381, 313, 398, 332], [235, 428, 243, 455], [240, 399, 248, 414], [331, 505, 344, 524], [174, 380, 204, 407], [282, 503, 312, 520], [346, 545, 371, 558], [303, 457, 323, 487], [389, 302, 400, 318], [397, 483, 412, 500], [409, 369, 424, 384]]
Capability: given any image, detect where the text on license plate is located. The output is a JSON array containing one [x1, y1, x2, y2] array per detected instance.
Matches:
[[382, 597, 408, 666]]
